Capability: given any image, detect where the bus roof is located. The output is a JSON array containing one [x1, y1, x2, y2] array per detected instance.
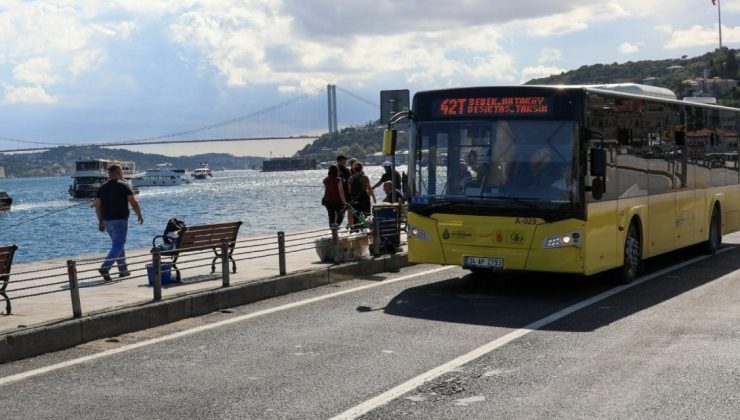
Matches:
[[416, 84, 740, 112]]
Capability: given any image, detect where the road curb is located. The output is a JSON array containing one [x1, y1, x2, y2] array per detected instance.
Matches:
[[0, 253, 410, 364]]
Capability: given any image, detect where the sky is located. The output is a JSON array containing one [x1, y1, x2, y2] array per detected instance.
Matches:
[[1, 0, 739, 155]]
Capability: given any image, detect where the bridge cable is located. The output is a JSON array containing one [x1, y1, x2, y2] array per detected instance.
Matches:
[[334, 86, 379, 109], [121, 86, 327, 144]]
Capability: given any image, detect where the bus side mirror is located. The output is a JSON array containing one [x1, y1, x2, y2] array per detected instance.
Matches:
[[590, 148, 606, 177], [383, 129, 397, 156], [591, 177, 604, 200]]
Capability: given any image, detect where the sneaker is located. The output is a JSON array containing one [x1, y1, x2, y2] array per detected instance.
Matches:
[[118, 271, 131, 278], [98, 267, 113, 282]]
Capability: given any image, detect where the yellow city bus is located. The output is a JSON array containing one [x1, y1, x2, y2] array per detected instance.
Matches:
[[401, 84, 740, 282]]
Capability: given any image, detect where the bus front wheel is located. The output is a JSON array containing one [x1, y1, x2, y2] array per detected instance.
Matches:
[[617, 223, 641, 284], [702, 207, 721, 255]]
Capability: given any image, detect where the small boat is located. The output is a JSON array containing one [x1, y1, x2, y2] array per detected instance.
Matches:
[[0, 190, 12, 211], [69, 159, 139, 199], [132, 163, 192, 187], [192, 162, 213, 180]]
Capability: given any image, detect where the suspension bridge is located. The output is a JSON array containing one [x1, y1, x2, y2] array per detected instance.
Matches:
[[0, 85, 379, 153]]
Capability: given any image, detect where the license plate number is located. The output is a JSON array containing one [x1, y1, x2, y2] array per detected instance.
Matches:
[[464, 256, 503, 269]]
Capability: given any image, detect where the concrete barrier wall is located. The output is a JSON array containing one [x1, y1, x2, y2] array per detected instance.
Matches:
[[0, 253, 410, 363]]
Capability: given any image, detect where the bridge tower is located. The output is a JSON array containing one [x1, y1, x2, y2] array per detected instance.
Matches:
[[327, 84, 338, 134]]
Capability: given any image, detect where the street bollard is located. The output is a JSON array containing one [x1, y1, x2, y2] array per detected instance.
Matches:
[[373, 217, 381, 256], [331, 223, 341, 263], [66, 259, 82, 318], [330, 223, 339, 244], [151, 247, 162, 301], [221, 239, 230, 287], [277, 231, 286, 276]]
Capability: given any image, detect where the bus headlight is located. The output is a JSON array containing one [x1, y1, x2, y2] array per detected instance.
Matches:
[[543, 231, 582, 249], [407, 224, 431, 241]]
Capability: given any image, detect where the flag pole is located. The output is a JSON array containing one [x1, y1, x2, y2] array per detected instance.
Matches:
[[718, 0, 723, 49]]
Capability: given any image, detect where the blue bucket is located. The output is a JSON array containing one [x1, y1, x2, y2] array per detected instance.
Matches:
[[146, 263, 173, 285]]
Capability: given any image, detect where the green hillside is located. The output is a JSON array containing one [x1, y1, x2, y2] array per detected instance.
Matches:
[[526, 48, 740, 106], [294, 124, 409, 162], [0, 146, 263, 178]]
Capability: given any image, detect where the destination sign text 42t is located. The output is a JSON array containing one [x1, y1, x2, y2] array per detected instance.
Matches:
[[437, 96, 552, 116]]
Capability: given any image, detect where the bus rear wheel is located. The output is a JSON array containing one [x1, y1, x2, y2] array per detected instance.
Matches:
[[702, 207, 721, 255], [616, 223, 641, 284]]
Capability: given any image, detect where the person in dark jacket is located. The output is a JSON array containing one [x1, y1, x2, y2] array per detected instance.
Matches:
[[322, 164, 347, 227], [94, 164, 144, 281]]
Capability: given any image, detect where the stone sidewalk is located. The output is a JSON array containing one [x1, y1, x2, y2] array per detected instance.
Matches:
[[0, 231, 407, 362]]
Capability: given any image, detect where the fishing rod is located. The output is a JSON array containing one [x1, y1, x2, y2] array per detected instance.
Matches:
[[1, 199, 94, 231]]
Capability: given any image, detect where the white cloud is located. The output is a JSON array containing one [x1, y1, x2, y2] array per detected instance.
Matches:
[[539, 48, 562, 63], [13, 57, 57, 85], [69, 49, 106, 77], [278, 85, 298, 93], [664, 24, 740, 49], [167, 2, 520, 91], [618, 42, 644, 54], [3, 85, 57, 104], [521, 65, 566, 84], [0, 2, 143, 98]]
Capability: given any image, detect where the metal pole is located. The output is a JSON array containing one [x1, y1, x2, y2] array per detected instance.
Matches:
[[152, 247, 162, 301], [277, 231, 286, 276], [221, 239, 230, 287], [66, 259, 82, 318], [718, 0, 723, 49]]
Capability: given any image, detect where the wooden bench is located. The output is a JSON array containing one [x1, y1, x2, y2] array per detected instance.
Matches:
[[153, 221, 242, 283], [0, 244, 18, 315]]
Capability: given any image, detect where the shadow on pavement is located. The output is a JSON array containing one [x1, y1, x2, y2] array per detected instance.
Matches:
[[383, 244, 740, 332]]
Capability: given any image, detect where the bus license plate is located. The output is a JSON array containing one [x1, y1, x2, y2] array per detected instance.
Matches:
[[464, 256, 503, 270]]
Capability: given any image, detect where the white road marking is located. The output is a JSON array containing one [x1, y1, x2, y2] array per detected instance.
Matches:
[[331, 247, 733, 419], [0, 266, 454, 387]]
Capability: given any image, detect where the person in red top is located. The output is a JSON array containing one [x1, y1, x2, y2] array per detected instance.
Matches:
[[322, 164, 347, 228]]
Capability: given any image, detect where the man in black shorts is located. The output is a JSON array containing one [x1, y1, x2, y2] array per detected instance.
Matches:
[[94, 164, 144, 281]]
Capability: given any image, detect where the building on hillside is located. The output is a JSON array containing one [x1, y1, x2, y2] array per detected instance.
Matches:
[[682, 77, 737, 98], [0, 166, 5, 178]]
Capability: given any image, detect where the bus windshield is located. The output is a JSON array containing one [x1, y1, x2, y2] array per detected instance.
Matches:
[[415, 119, 580, 210]]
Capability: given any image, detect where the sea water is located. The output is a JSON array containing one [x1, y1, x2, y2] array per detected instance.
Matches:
[[0, 167, 392, 264]]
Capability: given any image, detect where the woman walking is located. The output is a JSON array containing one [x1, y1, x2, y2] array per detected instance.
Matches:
[[322, 164, 347, 228]]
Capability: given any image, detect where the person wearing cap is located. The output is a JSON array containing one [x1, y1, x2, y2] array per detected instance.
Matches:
[[372, 160, 401, 191], [94, 164, 144, 281]]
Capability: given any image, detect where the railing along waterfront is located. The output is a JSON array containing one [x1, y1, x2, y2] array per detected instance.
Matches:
[[1, 217, 407, 320]]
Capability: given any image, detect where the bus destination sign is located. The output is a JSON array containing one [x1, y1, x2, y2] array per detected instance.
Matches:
[[435, 96, 553, 117]]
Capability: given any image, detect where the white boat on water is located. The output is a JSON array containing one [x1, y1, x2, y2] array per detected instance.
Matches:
[[192, 162, 213, 180], [132, 163, 192, 187], [69, 159, 139, 199]]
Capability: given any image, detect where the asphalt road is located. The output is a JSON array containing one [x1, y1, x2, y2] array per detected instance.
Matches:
[[2, 241, 740, 419]]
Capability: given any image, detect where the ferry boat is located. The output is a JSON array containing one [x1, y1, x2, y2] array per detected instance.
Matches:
[[192, 162, 213, 179], [69, 159, 139, 199], [0, 190, 12, 211], [132, 163, 192, 187]]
